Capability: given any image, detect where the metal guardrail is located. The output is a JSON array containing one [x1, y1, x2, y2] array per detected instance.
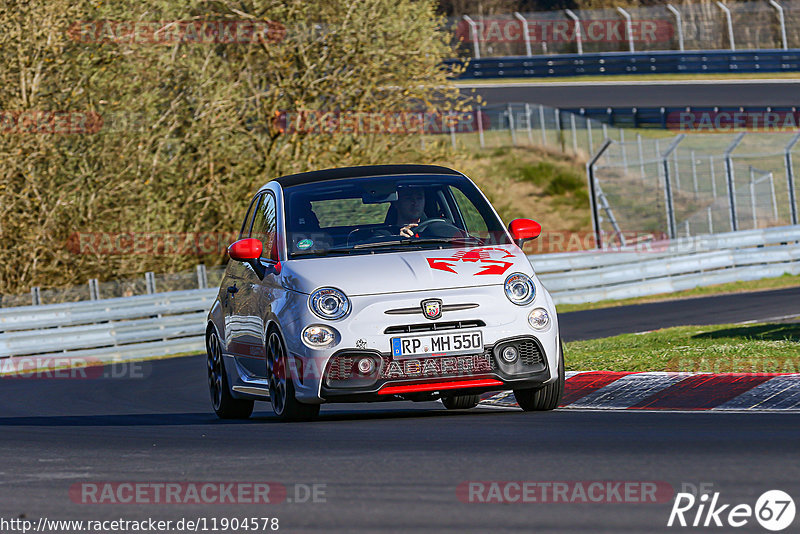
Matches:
[[1, 226, 798, 362], [448, 49, 800, 79]]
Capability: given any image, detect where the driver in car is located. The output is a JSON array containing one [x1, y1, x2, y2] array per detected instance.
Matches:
[[394, 187, 427, 237]]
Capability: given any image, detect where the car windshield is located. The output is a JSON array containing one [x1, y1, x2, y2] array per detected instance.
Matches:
[[283, 174, 513, 258]]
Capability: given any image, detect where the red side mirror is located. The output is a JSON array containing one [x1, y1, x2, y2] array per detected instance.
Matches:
[[509, 219, 542, 244], [228, 238, 263, 261]]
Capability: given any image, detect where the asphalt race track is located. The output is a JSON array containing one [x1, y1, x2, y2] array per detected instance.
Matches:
[[461, 79, 800, 108], [2, 288, 799, 533]]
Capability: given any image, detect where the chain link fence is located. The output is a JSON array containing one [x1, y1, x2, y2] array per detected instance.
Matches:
[[449, 0, 800, 59]]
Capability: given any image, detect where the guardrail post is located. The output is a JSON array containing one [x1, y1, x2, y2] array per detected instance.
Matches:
[[784, 132, 800, 225], [145, 272, 157, 295], [514, 12, 532, 57], [661, 134, 686, 239], [616, 7, 635, 52], [724, 132, 746, 231], [89, 278, 100, 300], [586, 139, 613, 249], [196, 264, 208, 289], [31, 286, 41, 306], [462, 15, 480, 59], [564, 10, 583, 54], [716, 1, 736, 50], [666, 4, 685, 51], [769, 0, 788, 50], [507, 104, 517, 146]]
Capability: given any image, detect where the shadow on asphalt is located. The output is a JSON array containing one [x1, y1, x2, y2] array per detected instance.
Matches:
[[692, 322, 800, 342], [0, 407, 522, 426]]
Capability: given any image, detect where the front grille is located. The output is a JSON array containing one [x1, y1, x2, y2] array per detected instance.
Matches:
[[384, 320, 486, 335], [518, 339, 544, 366]]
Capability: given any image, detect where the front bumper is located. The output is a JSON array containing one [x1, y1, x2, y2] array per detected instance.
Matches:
[[278, 282, 560, 404]]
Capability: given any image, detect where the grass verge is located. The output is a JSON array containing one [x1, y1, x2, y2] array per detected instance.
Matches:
[[564, 321, 800, 373], [556, 273, 800, 313]]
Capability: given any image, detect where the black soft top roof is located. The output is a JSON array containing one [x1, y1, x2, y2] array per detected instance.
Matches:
[[273, 164, 463, 188]]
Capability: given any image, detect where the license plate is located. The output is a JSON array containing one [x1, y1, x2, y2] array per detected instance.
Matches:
[[390, 331, 483, 358]]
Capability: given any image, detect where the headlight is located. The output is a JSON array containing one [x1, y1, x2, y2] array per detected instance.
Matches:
[[302, 325, 337, 348], [528, 308, 550, 330], [504, 273, 535, 305], [309, 287, 350, 320]]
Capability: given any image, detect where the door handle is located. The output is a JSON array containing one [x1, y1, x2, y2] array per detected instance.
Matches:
[[227, 285, 238, 294]]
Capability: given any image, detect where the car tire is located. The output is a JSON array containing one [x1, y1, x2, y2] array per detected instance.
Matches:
[[207, 329, 254, 419], [266, 328, 320, 422], [513, 341, 565, 412], [441, 394, 481, 409]]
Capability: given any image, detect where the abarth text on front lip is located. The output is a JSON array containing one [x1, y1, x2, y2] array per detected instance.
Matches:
[[206, 164, 564, 421]]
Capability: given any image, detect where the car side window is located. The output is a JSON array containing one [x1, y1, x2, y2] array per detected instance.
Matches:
[[239, 194, 262, 239], [250, 192, 278, 261], [449, 186, 488, 237]]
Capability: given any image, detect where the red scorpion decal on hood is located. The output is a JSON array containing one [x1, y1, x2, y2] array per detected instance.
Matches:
[[426, 247, 517, 276]]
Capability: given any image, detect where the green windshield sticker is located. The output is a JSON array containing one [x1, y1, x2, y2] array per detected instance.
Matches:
[[297, 239, 314, 250]]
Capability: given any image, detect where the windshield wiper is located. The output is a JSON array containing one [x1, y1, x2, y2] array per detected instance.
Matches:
[[292, 247, 359, 257], [352, 236, 482, 250]]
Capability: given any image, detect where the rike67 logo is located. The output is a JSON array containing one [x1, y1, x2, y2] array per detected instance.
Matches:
[[668, 489, 795, 531]]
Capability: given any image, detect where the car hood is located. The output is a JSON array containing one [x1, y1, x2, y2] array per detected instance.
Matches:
[[281, 244, 533, 296]]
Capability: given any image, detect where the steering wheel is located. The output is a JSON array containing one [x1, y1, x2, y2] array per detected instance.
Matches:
[[408, 218, 449, 235]]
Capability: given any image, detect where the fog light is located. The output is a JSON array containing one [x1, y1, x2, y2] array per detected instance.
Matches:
[[356, 357, 375, 375], [501, 345, 519, 364], [302, 325, 336, 348], [528, 308, 550, 330]]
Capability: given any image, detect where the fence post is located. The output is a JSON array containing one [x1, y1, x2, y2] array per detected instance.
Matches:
[[539, 104, 547, 145], [449, 113, 457, 149], [716, 1, 735, 50], [637, 134, 645, 179], [666, 4, 684, 51], [587, 118, 594, 154], [586, 139, 614, 250], [707, 207, 714, 234], [724, 132, 746, 231], [769, 172, 778, 221], [673, 149, 681, 191], [661, 134, 685, 240], [477, 106, 485, 148], [196, 264, 208, 289], [619, 129, 628, 168], [564, 10, 583, 54], [602, 123, 608, 140], [784, 132, 800, 225], [524, 104, 533, 144], [749, 167, 758, 229], [513, 12, 532, 56], [769, 0, 788, 50], [616, 7, 635, 53], [555, 108, 563, 152], [31, 286, 41, 306], [507, 104, 517, 146], [691, 150, 698, 197], [89, 278, 100, 300], [570, 113, 578, 152], [462, 15, 481, 59], [145, 272, 157, 294], [709, 155, 717, 198]]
